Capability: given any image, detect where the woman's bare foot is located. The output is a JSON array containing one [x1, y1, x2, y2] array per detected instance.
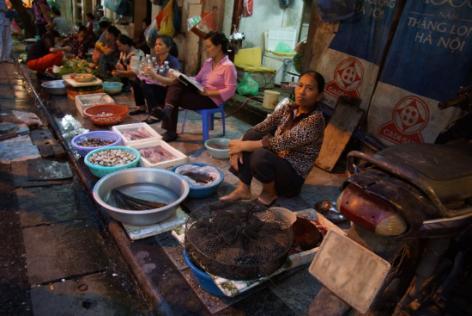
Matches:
[[220, 183, 252, 202]]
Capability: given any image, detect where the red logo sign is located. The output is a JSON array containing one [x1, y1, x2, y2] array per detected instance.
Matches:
[[325, 57, 364, 99], [379, 96, 430, 144]]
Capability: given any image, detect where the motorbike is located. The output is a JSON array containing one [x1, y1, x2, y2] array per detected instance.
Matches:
[[309, 88, 472, 315]]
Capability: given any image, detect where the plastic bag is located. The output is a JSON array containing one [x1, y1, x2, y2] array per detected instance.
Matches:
[[144, 18, 158, 48], [103, 0, 120, 12], [237, 73, 259, 96], [159, 15, 175, 36]]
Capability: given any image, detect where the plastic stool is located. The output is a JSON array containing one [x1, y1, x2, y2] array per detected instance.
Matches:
[[181, 104, 225, 142]]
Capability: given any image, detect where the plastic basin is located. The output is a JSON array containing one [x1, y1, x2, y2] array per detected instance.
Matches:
[[84, 146, 140, 178], [83, 103, 128, 126], [71, 131, 122, 157], [183, 250, 225, 297], [173, 162, 224, 199], [103, 81, 123, 95], [204, 138, 230, 160]]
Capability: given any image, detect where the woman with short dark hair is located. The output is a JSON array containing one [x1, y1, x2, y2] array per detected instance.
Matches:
[[94, 25, 121, 77], [113, 34, 143, 76], [221, 71, 326, 206], [111, 34, 144, 106], [132, 35, 181, 124], [159, 31, 237, 141]]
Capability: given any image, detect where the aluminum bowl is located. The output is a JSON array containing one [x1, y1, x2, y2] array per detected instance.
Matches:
[[41, 80, 66, 95], [93, 168, 190, 226]]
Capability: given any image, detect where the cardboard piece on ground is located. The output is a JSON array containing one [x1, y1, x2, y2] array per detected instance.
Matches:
[[11, 159, 70, 188], [0, 123, 29, 141], [27, 159, 72, 181], [315, 97, 363, 171], [122, 208, 188, 240]]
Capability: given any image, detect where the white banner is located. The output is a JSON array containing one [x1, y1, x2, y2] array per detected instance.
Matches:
[[368, 82, 462, 145], [317, 49, 379, 110]]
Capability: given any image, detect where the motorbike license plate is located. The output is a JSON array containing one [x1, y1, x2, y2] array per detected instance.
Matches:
[[309, 230, 391, 313]]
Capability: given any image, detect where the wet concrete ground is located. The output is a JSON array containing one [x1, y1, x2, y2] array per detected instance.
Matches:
[[0, 63, 150, 315]]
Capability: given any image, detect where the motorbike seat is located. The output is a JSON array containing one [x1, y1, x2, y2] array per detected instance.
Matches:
[[372, 143, 472, 208]]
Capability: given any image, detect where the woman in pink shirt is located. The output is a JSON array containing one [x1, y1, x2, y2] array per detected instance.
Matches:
[[160, 32, 237, 142]]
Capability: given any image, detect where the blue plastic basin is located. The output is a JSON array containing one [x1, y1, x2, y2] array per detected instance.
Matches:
[[183, 250, 225, 297], [84, 146, 140, 178], [173, 162, 224, 199]]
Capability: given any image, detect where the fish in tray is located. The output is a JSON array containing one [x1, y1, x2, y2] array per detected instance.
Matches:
[[121, 127, 153, 141], [174, 164, 221, 187], [139, 145, 176, 164], [111, 186, 167, 210], [180, 171, 214, 184]]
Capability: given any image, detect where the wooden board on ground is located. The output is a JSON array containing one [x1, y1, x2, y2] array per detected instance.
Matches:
[[315, 97, 363, 172]]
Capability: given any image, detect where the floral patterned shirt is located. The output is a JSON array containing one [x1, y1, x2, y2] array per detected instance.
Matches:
[[253, 102, 325, 178]]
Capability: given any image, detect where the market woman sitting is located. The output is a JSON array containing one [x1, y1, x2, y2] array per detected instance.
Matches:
[[160, 32, 237, 142], [134, 35, 181, 124], [26, 33, 63, 73], [111, 35, 144, 104], [220, 71, 326, 206]]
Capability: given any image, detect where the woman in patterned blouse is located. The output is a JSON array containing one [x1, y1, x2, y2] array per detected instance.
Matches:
[[221, 71, 326, 206]]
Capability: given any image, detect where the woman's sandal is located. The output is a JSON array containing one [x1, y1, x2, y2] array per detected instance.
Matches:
[[257, 196, 278, 207], [144, 116, 161, 124], [129, 108, 146, 115]]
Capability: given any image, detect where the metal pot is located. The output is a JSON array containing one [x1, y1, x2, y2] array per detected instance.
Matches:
[[93, 168, 189, 226], [41, 80, 66, 95]]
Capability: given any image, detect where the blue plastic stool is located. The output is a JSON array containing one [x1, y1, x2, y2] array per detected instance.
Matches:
[[180, 104, 226, 142]]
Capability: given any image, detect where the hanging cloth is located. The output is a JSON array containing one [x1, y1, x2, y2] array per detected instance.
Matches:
[[156, 0, 175, 36], [116, 0, 132, 17], [172, 0, 181, 34], [201, 8, 217, 31], [316, 0, 362, 22], [242, 0, 253, 17]]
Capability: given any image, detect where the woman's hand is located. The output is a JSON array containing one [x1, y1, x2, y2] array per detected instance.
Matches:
[[167, 69, 178, 80], [201, 88, 218, 97], [228, 140, 247, 155], [142, 66, 156, 79], [229, 139, 263, 155], [200, 88, 209, 96], [111, 70, 121, 77], [230, 153, 243, 171], [115, 63, 125, 71]]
